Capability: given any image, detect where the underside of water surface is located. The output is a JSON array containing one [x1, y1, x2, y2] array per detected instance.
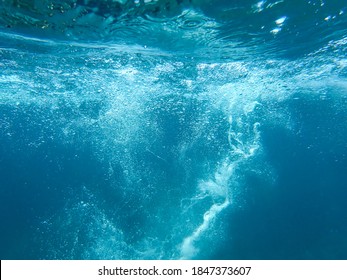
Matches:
[[0, 0, 347, 259]]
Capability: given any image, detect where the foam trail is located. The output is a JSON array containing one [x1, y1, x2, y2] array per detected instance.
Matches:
[[180, 196, 230, 259], [180, 160, 234, 259], [180, 116, 261, 259]]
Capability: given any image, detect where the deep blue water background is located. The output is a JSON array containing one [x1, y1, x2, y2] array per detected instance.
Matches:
[[0, 0, 347, 259]]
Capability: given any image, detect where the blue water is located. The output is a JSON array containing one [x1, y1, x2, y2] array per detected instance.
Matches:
[[0, 0, 347, 260]]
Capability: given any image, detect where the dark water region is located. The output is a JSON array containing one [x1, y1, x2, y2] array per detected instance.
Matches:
[[214, 93, 347, 260], [0, 0, 347, 259]]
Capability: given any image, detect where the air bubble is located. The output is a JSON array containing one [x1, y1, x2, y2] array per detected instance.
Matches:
[[324, 16, 331, 21], [275, 16, 287, 25], [271, 27, 281, 34]]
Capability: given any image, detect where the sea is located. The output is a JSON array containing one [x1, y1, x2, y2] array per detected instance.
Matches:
[[0, 0, 346, 260]]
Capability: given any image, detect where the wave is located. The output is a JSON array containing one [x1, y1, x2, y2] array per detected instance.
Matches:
[[1, 0, 347, 59]]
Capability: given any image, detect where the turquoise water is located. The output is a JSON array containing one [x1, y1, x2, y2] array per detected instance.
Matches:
[[0, 0, 347, 259]]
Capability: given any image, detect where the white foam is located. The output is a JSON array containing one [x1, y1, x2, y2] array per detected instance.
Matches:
[[180, 158, 238, 259], [180, 197, 230, 259], [179, 78, 263, 259]]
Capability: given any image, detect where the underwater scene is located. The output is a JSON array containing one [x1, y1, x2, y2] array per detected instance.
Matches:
[[0, 0, 347, 259]]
